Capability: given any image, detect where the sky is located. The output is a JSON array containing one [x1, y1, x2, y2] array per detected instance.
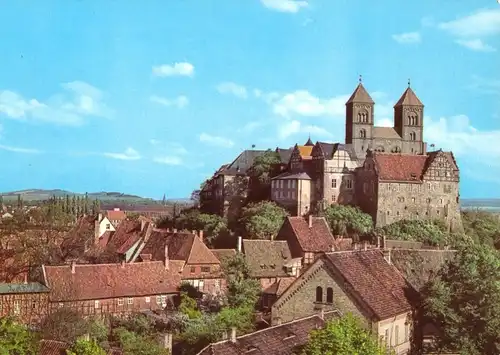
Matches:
[[0, 0, 499, 199]]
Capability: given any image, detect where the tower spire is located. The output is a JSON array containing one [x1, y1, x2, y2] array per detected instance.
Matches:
[[359, 74, 362, 84], [408, 78, 411, 88]]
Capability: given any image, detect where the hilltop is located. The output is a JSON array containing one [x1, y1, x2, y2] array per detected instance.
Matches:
[[0, 189, 189, 204]]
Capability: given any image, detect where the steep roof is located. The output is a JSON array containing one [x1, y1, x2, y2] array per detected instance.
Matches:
[[39, 340, 67, 355], [43, 261, 182, 302], [275, 148, 293, 164], [285, 216, 337, 253], [242, 240, 293, 278], [271, 171, 311, 180], [314, 142, 357, 161], [0, 282, 49, 294], [324, 250, 413, 320], [372, 153, 428, 182], [304, 137, 314, 146], [297, 145, 313, 158], [263, 277, 296, 296], [394, 87, 423, 107], [105, 219, 151, 254], [218, 150, 267, 176], [211, 249, 237, 263], [346, 83, 374, 104], [140, 230, 220, 265], [106, 210, 127, 221], [197, 312, 341, 355]]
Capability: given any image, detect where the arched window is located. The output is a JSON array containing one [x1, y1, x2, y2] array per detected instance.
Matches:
[[315, 286, 323, 303], [326, 287, 333, 303], [357, 110, 369, 123], [409, 132, 416, 141], [408, 114, 418, 126], [359, 129, 366, 139]]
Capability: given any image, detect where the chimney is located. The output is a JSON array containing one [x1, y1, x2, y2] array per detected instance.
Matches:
[[141, 219, 147, 232], [308, 214, 313, 228], [23, 273, 28, 284], [377, 236, 381, 248], [199, 230, 203, 243], [330, 244, 335, 252], [382, 235, 387, 249], [121, 260, 126, 268], [161, 333, 173, 352], [383, 248, 392, 265], [221, 330, 228, 341], [230, 327, 237, 343], [94, 218, 100, 245], [164, 244, 169, 270], [364, 241, 368, 251], [71, 261, 76, 274], [166, 228, 170, 232], [192, 230, 196, 236], [237, 236, 242, 253], [173, 228, 177, 233], [276, 318, 282, 325], [320, 308, 325, 320], [98, 212, 103, 222]]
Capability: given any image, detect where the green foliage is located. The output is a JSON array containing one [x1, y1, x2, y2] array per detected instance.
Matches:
[[179, 292, 202, 319], [301, 314, 390, 355], [87, 318, 109, 342], [461, 210, 500, 247], [114, 327, 169, 355], [248, 149, 281, 184], [239, 201, 289, 239], [171, 210, 229, 247], [66, 339, 106, 355], [111, 313, 154, 336], [322, 204, 373, 237], [0, 317, 38, 355], [222, 253, 260, 308], [375, 219, 449, 245], [422, 240, 500, 355], [41, 308, 90, 343]]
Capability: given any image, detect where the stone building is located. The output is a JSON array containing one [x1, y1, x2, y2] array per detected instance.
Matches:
[[355, 149, 461, 231], [345, 82, 427, 159], [271, 250, 415, 354]]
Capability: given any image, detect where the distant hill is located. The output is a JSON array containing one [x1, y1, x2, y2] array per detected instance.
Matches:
[[461, 198, 500, 211], [0, 189, 162, 203]]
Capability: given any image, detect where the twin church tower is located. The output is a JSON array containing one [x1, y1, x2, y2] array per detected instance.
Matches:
[[344, 79, 426, 159]]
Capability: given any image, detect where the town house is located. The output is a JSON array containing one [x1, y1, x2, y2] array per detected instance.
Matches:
[[41, 260, 182, 316], [276, 215, 352, 266], [271, 249, 415, 354], [0, 282, 49, 325], [139, 229, 225, 294], [105, 208, 127, 227]]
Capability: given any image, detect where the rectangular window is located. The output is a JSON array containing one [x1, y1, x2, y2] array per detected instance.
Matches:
[[215, 279, 221, 290], [190, 267, 196, 274], [160, 295, 166, 304], [347, 179, 352, 189], [118, 298, 124, 306], [145, 297, 150, 303], [13, 300, 20, 315], [292, 180, 296, 189], [127, 298, 133, 305], [201, 266, 210, 273], [156, 296, 162, 305], [94, 300, 100, 309], [384, 329, 389, 346], [32, 301, 36, 309], [331, 179, 337, 188], [395, 325, 399, 344], [332, 194, 336, 202], [405, 323, 409, 342], [106, 224, 111, 230]]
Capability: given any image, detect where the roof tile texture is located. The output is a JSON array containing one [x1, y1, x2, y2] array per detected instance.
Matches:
[[325, 250, 413, 320], [373, 153, 428, 182], [286, 216, 337, 253], [242, 240, 293, 278]]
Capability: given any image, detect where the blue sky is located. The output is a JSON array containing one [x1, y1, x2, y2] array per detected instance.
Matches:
[[0, 0, 499, 199]]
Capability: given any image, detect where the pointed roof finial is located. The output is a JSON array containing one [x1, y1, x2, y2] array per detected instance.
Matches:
[[359, 74, 362, 84], [408, 78, 411, 88]]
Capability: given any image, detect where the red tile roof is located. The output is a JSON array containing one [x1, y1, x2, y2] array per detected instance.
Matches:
[[39, 340, 67, 355], [211, 249, 237, 263], [324, 250, 413, 320], [105, 219, 153, 255], [43, 261, 182, 302], [141, 230, 220, 265], [197, 311, 341, 355], [106, 210, 127, 221], [373, 153, 428, 182], [285, 216, 336, 253], [263, 277, 296, 296]]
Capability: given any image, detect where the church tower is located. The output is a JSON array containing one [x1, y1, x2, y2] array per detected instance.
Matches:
[[345, 78, 375, 159], [394, 82, 426, 154]]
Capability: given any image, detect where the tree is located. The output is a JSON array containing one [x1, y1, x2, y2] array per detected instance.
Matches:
[[421, 239, 500, 355], [114, 328, 169, 355], [162, 194, 167, 206], [247, 150, 281, 202], [375, 219, 449, 246], [66, 339, 106, 355], [461, 210, 500, 247], [172, 209, 229, 247], [17, 194, 23, 209], [300, 313, 391, 355], [321, 204, 373, 237], [41, 308, 90, 343], [0, 317, 38, 355], [239, 201, 289, 239], [222, 253, 260, 309]]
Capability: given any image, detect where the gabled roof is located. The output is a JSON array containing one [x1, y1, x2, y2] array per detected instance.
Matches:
[[304, 137, 314, 146], [324, 250, 413, 320], [346, 83, 374, 104], [105, 219, 152, 254], [314, 142, 357, 161], [39, 340, 67, 355], [275, 148, 293, 164], [242, 240, 293, 278], [423, 150, 459, 176], [394, 87, 423, 107], [211, 249, 237, 263], [271, 171, 311, 180], [284, 216, 337, 253], [106, 210, 127, 221], [197, 312, 341, 355], [141, 230, 220, 265], [263, 277, 296, 296], [218, 150, 268, 176], [297, 145, 313, 158], [43, 261, 182, 302], [372, 153, 428, 182]]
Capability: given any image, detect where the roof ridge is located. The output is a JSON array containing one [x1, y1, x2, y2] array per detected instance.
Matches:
[[44, 260, 165, 268]]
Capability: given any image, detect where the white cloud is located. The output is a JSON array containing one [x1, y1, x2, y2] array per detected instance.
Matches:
[[438, 9, 500, 38], [150, 95, 189, 109], [153, 156, 183, 165], [455, 39, 496, 52], [238, 121, 265, 133], [278, 120, 332, 139], [392, 32, 421, 44], [216, 82, 248, 99], [152, 62, 194, 77], [269, 90, 348, 118], [103, 147, 141, 161], [260, 0, 308, 13], [0, 81, 111, 126], [0, 144, 41, 154], [199, 133, 234, 148]]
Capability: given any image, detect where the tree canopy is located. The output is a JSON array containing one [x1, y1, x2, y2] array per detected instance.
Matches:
[[321, 204, 373, 237], [421, 239, 500, 355], [239, 201, 289, 239], [0, 317, 38, 355], [66, 339, 106, 355], [375, 219, 450, 246], [461, 210, 500, 247], [300, 313, 391, 355]]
